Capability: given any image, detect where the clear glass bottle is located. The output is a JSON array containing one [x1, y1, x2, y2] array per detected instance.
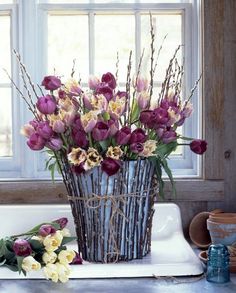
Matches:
[[206, 244, 230, 283]]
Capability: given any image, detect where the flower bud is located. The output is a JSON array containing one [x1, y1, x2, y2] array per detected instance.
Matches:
[[115, 126, 131, 145], [22, 256, 41, 272], [101, 157, 121, 176], [71, 251, 83, 265], [161, 129, 177, 144], [39, 224, 56, 237], [81, 111, 98, 133], [130, 142, 144, 154], [190, 139, 207, 155], [92, 121, 110, 141], [130, 128, 147, 144], [135, 76, 149, 92], [27, 133, 46, 150], [37, 121, 54, 139], [95, 83, 113, 101], [41, 76, 61, 91], [58, 250, 76, 265], [36, 95, 57, 115], [137, 91, 150, 109], [54, 217, 68, 229], [52, 120, 65, 133], [101, 72, 116, 89], [46, 136, 63, 151], [13, 239, 32, 257], [20, 124, 35, 138], [88, 75, 100, 90]]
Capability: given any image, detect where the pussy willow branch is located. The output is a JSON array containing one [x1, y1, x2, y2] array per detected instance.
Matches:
[[3, 69, 38, 119], [13, 50, 39, 100], [130, 48, 145, 124], [149, 13, 155, 100], [71, 59, 76, 78], [153, 34, 168, 77], [186, 73, 202, 102], [115, 51, 119, 82], [125, 50, 132, 125], [159, 45, 182, 103]]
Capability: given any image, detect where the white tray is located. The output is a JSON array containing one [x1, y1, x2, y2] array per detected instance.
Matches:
[[0, 203, 203, 279]]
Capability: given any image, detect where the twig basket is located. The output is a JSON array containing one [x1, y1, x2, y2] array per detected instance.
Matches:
[[63, 158, 157, 263]]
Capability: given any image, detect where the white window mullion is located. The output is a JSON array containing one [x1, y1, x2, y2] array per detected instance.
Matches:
[[135, 12, 141, 72], [18, 0, 39, 179], [88, 12, 95, 75]]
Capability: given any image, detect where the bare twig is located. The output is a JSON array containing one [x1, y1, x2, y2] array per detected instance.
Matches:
[[71, 59, 76, 78]]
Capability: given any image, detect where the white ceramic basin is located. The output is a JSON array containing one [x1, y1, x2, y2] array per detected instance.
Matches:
[[0, 203, 203, 279]]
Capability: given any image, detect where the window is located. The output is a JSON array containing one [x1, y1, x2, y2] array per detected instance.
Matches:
[[0, 0, 201, 180]]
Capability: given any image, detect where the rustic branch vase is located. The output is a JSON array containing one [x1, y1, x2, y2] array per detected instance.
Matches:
[[62, 158, 157, 263]]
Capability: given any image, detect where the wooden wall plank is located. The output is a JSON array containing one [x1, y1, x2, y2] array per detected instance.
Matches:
[[222, 0, 236, 211], [203, 0, 224, 180]]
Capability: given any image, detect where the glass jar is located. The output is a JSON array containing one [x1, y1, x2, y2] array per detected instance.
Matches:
[[206, 244, 230, 283]]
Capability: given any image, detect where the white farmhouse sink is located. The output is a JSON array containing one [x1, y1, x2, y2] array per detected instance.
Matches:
[[0, 203, 203, 279]]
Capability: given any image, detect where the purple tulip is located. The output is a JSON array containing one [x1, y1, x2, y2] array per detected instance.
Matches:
[[135, 76, 149, 92], [92, 121, 110, 141], [39, 224, 56, 237], [101, 158, 121, 176], [36, 95, 57, 115], [153, 107, 169, 125], [29, 119, 39, 129], [190, 139, 207, 155], [72, 129, 89, 148], [139, 110, 155, 126], [130, 128, 147, 144], [52, 120, 65, 133], [115, 126, 131, 145], [46, 136, 63, 151], [54, 217, 68, 229], [88, 75, 100, 90], [71, 162, 85, 175], [58, 89, 66, 99], [161, 129, 177, 144], [72, 115, 83, 131], [41, 75, 61, 91], [71, 251, 83, 265], [130, 142, 144, 154], [37, 121, 53, 139], [108, 119, 119, 137], [13, 239, 32, 257], [101, 72, 116, 89], [95, 83, 113, 101], [27, 133, 46, 150], [137, 92, 150, 109], [116, 91, 127, 98]]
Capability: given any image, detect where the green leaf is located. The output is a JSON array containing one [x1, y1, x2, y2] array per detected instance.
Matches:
[[4, 264, 18, 272], [16, 256, 24, 274], [28, 239, 44, 251], [61, 236, 77, 246], [0, 258, 6, 266], [130, 100, 140, 123], [156, 141, 178, 159], [99, 140, 109, 152], [161, 158, 176, 197], [149, 157, 165, 198]]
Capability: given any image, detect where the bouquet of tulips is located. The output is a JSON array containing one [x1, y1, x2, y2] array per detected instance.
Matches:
[[0, 218, 82, 283], [8, 16, 207, 196]]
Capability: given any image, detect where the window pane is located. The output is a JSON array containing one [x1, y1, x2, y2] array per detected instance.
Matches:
[[48, 14, 89, 82], [141, 14, 182, 82], [0, 15, 11, 83], [94, 14, 135, 80], [0, 88, 12, 157]]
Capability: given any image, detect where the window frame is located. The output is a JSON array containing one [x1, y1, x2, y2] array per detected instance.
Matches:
[[0, 0, 224, 205]]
